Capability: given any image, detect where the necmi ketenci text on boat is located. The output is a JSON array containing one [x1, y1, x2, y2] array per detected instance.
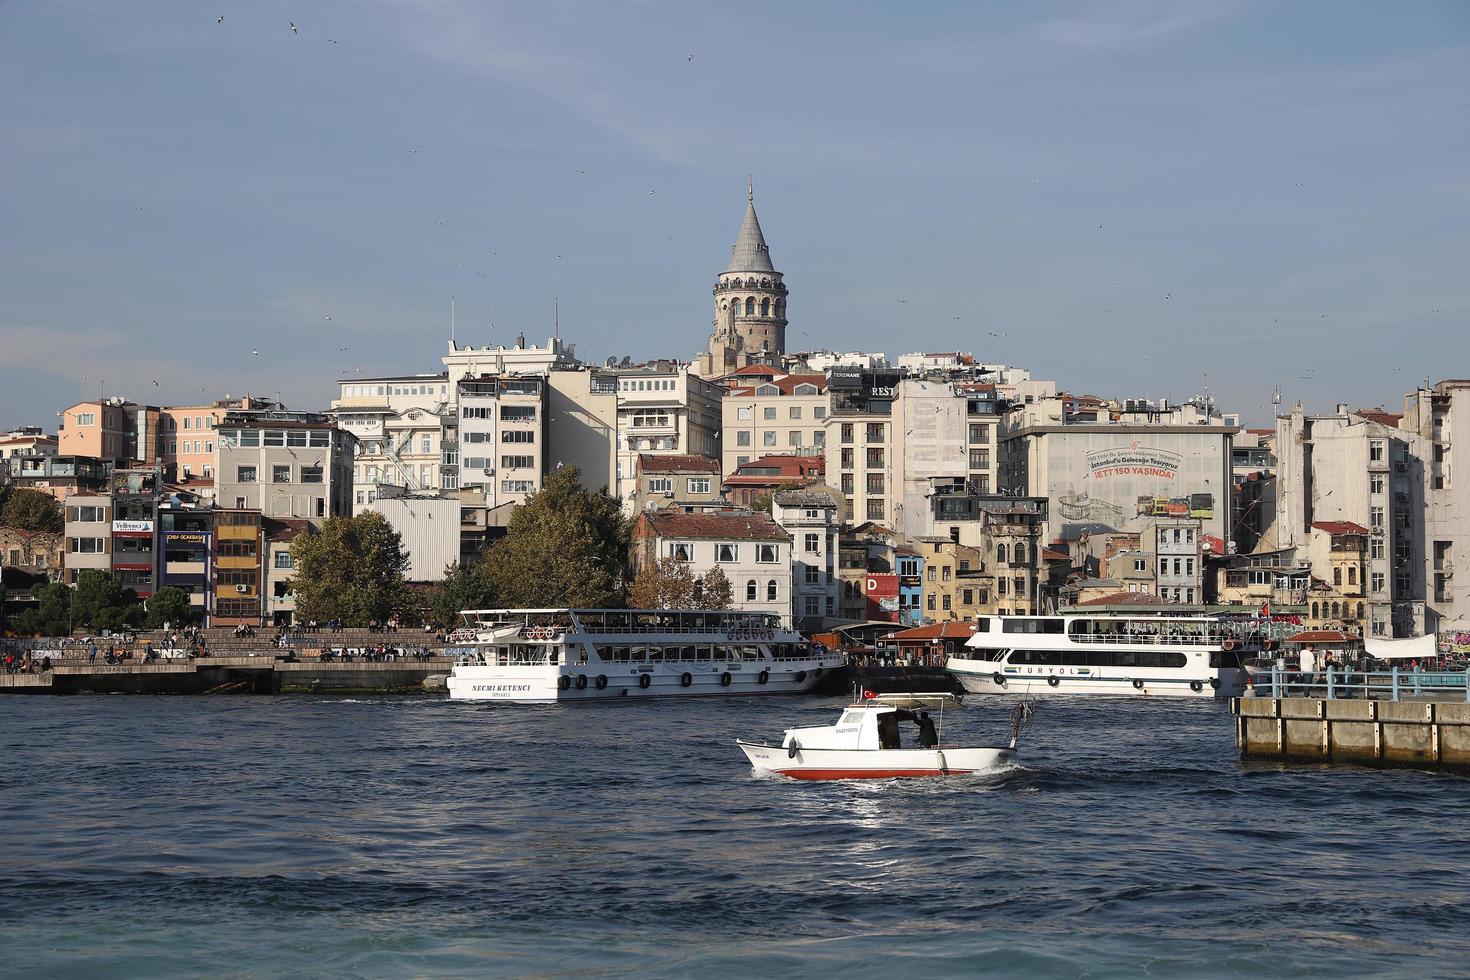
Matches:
[[445, 608, 845, 703]]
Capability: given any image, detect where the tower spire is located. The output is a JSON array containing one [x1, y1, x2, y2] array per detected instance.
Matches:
[[748, 176, 754, 204]]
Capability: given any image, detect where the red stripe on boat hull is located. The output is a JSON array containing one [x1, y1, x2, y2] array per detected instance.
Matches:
[[774, 768, 975, 780]]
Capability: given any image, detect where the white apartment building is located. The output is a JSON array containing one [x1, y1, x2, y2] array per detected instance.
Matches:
[[1154, 516, 1205, 604], [215, 413, 356, 524], [721, 371, 828, 474], [772, 489, 839, 629], [1276, 404, 1426, 637], [330, 374, 454, 504], [613, 365, 722, 508], [456, 375, 545, 509], [632, 509, 793, 625], [1403, 380, 1470, 630]]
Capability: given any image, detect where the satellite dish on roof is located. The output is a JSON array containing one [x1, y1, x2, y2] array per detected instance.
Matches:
[[605, 356, 617, 368], [620, 355, 633, 368]]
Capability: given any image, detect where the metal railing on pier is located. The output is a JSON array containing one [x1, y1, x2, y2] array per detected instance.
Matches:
[[1253, 667, 1470, 703]]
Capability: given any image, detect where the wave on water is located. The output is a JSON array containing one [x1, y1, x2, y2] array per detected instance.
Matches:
[[5, 695, 1470, 976]]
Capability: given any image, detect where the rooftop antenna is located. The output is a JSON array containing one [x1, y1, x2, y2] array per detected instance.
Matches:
[[451, 297, 456, 346], [555, 297, 559, 340]]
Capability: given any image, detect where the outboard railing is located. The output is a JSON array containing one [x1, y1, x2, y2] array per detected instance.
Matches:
[[1253, 666, 1470, 702]]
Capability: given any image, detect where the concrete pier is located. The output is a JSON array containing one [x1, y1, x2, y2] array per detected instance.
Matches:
[[0, 656, 454, 696], [1233, 696, 1470, 772]]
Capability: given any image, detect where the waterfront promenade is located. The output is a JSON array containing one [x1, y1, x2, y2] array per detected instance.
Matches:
[[0, 626, 457, 695]]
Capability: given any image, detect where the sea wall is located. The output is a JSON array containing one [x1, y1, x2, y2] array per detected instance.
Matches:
[[1233, 696, 1470, 772]]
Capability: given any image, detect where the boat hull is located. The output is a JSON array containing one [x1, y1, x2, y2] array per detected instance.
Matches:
[[737, 740, 1014, 779], [447, 659, 842, 703], [949, 658, 1245, 699]]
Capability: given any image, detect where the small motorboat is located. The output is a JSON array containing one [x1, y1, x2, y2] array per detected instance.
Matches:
[[737, 696, 1032, 780]]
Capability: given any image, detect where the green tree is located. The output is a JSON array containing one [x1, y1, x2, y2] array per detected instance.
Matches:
[[628, 556, 696, 609], [429, 559, 497, 628], [0, 488, 63, 533], [696, 566, 733, 610], [145, 586, 197, 628], [288, 512, 410, 625], [481, 465, 629, 607], [14, 581, 73, 635], [69, 570, 141, 630]]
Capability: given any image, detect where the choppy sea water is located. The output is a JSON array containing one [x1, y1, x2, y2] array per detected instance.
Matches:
[[3, 694, 1469, 978]]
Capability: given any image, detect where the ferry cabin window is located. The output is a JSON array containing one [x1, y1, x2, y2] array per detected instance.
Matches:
[[1000, 618, 1064, 634], [1009, 649, 1188, 669], [839, 711, 865, 726], [970, 647, 1008, 662]]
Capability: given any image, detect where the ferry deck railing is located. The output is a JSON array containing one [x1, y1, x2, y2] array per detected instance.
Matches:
[[1061, 631, 1261, 647], [1253, 666, 1470, 703]]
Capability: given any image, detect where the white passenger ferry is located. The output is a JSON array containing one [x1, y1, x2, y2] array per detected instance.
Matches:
[[947, 613, 1265, 699], [445, 608, 845, 703]]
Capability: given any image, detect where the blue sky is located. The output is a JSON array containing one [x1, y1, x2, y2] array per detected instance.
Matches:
[[3, 0, 1468, 427]]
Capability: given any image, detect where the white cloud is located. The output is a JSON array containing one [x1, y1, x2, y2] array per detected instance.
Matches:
[[1037, 1, 1234, 49]]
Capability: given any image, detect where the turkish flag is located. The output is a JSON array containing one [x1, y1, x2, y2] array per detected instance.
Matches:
[[861, 689, 878, 700], [1261, 601, 1271, 618]]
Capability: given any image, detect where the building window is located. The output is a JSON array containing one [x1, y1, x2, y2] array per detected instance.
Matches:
[[865, 499, 884, 521], [648, 478, 672, 494], [236, 465, 257, 482], [301, 465, 323, 484], [669, 542, 693, 561], [866, 474, 884, 494], [1134, 558, 1147, 572], [737, 431, 751, 447], [272, 465, 291, 483], [866, 448, 884, 468], [866, 422, 884, 442], [501, 430, 535, 443], [766, 580, 777, 601], [756, 544, 779, 563], [1370, 506, 1384, 528], [763, 431, 777, 447], [502, 455, 535, 469], [805, 566, 820, 584], [804, 533, 820, 554], [235, 496, 247, 509], [841, 423, 853, 444], [1371, 572, 1385, 593], [763, 407, 777, 420], [716, 544, 738, 562], [500, 480, 536, 493], [275, 552, 294, 569], [1370, 441, 1385, 462], [840, 449, 854, 470], [688, 478, 711, 495], [746, 579, 757, 601], [968, 423, 989, 445]]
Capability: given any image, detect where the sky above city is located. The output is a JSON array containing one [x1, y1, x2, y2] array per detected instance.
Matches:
[[3, 0, 1469, 427]]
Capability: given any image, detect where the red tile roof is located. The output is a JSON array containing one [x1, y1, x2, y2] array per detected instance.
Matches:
[[637, 453, 720, 474], [1075, 591, 1172, 607], [727, 373, 828, 396], [1041, 547, 1070, 562], [885, 622, 977, 642], [1354, 409, 1402, 427], [1312, 521, 1370, 536], [640, 509, 787, 541]]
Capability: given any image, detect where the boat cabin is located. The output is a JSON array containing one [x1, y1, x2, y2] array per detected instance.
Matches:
[[784, 703, 941, 751]]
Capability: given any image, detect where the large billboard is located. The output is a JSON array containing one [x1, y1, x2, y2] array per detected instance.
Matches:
[[864, 573, 899, 622], [1042, 432, 1229, 542]]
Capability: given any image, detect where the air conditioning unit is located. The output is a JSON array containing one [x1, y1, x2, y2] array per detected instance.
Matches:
[[483, 467, 495, 476], [235, 584, 249, 593]]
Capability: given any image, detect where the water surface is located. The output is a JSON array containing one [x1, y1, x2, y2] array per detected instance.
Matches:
[[3, 695, 1467, 977]]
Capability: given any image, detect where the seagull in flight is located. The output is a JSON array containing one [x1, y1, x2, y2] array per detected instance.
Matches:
[[290, 22, 298, 34], [251, 349, 260, 356], [217, 16, 224, 24]]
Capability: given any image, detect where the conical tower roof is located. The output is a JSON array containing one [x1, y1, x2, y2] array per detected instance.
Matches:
[[723, 185, 775, 274]]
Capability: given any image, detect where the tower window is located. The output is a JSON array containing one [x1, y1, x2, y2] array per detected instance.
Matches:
[[760, 298, 770, 317], [745, 298, 755, 316]]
